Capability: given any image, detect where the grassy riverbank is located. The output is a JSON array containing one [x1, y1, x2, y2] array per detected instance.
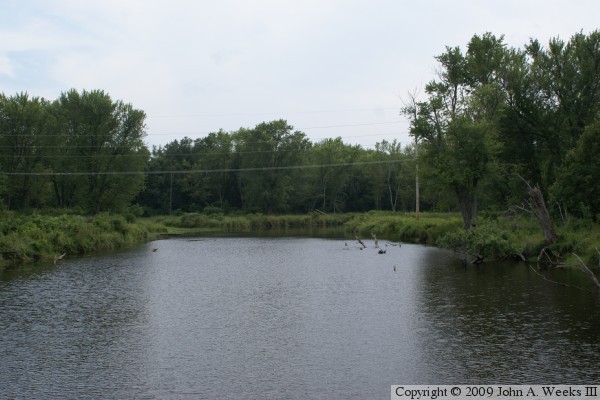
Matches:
[[147, 211, 463, 243], [1, 210, 598, 270], [0, 211, 167, 267], [143, 211, 600, 268]]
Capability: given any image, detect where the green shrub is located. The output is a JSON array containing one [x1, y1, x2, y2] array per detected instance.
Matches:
[[440, 223, 517, 260], [0, 212, 157, 267], [179, 213, 209, 228], [203, 206, 224, 216]]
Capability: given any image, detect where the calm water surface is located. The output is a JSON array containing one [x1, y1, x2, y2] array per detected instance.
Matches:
[[1, 237, 599, 399]]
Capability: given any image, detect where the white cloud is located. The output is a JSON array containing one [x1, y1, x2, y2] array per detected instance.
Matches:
[[1, 0, 599, 148], [0, 54, 15, 78]]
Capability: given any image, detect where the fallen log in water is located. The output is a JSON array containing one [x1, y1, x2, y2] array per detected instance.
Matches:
[[355, 235, 366, 249]]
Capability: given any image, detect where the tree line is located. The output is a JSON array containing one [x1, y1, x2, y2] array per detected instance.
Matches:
[[0, 94, 416, 215], [1, 30, 599, 224], [138, 122, 416, 214]]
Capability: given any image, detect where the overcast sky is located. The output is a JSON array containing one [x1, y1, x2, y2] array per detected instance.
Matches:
[[1, 0, 598, 149]]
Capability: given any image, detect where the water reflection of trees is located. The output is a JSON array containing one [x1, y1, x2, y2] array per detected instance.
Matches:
[[414, 253, 600, 383]]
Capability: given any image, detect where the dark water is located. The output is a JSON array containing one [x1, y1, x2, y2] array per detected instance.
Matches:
[[1, 237, 599, 399]]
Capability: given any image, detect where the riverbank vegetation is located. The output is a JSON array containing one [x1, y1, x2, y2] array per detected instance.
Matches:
[[0, 211, 167, 267], [151, 210, 600, 267], [149, 210, 462, 244], [1, 30, 599, 271], [3, 208, 598, 271]]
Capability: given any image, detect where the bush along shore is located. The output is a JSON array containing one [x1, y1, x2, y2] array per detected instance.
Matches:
[[1, 210, 599, 273], [0, 211, 167, 268]]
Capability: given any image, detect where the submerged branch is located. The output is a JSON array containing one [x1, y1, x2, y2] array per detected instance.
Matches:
[[573, 253, 600, 291], [355, 235, 367, 249], [528, 264, 591, 293]]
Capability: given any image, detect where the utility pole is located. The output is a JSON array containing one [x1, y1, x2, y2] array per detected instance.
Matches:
[[169, 172, 173, 215], [405, 88, 421, 220], [415, 137, 420, 220]]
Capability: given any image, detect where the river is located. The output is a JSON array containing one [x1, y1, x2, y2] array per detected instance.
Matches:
[[1, 237, 599, 399]]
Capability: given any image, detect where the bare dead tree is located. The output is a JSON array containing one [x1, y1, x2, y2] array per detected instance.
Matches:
[[529, 185, 557, 245], [516, 174, 557, 245]]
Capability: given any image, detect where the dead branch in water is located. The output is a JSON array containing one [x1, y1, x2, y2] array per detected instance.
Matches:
[[529, 265, 569, 288], [53, 253, 67, 265], [528, 264, 594, 293], [371, 233, 379, 248], [355, 235, 366, 249], [471, 254, 484, 264], [537, 247, 561, 269], [573, 253, 600, 291]]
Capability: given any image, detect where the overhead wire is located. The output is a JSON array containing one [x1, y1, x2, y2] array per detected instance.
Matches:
[[0, 120, 405, 138], [1, 159, 408, 176], [0, 140, 412, 158], [149, 106, 401, 118], [0, 132, 405, 149]]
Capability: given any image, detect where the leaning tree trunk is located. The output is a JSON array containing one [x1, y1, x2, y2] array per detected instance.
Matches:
[[529, 184, 557, 245]]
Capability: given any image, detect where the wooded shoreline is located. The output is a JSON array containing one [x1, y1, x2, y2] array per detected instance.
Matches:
[[1, 210, 598, 272], [2, 31, 599, 276]]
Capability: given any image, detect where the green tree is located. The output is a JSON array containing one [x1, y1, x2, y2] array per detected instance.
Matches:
[[496, 31, 599, 193], [493, 30, 600, 213], [141, 138, 197, 213], [234, 120, 310, 213], [551, 120, 600, 219], [403, 33, 506, 228], [49, 89, 148, 212], [0, 93, 52, 209], [369, 139, 413, 212], [188, 131, 236, 210], [307, 138, 360, 213]]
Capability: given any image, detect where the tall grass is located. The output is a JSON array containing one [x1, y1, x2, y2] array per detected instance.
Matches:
[[149, 211, 461, 245], [149, 211, 350, 233], [343, 211, 462, 245], [0, 212, 167, 267]]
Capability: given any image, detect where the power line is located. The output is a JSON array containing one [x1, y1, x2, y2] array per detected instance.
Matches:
[[299, 121, 404, 130], [0, 142, 412, 159], [0, 132, 406, 149], [0, 149, 306, 158], [1, 159, 408, 176], [150, 107, 402, 118], [0, 120, 404, 138], [145, 121, 405, 136]]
